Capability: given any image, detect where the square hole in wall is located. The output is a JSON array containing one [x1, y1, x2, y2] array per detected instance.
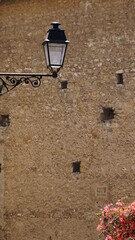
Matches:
[[100, 108, 115, 122], [72, 161, 81, 173], [61, 81, 67, 89], [96, 186, 108, 198], [0, 115, 10, 127], [117, 73, 123, 84]]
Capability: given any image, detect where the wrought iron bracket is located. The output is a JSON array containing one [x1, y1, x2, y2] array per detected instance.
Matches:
[[0, 72, 57, 96]]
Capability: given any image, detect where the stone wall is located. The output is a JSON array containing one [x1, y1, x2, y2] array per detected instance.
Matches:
[[0, 0, 135, 239]]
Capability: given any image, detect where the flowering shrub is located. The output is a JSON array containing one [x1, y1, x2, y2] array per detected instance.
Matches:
[[97, 200, 135, 240]]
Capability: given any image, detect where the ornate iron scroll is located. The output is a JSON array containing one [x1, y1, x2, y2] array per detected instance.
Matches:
[[0, 72, 55, 96]]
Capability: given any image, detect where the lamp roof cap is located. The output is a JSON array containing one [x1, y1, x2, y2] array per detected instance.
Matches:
[[43, 22, 68, 43], [51, 22, 61, 28]]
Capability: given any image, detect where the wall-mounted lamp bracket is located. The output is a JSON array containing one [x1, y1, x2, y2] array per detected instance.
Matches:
[[0, 72, 57, 96], [0, 22, 69, 96]]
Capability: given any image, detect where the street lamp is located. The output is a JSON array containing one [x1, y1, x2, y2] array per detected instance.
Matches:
[[0, 22, 69, 96], [43, 22, 69, 76]]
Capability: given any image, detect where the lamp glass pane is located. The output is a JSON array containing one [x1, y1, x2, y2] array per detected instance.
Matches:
[[44, 44, 49, 67], [48, 43, 66, 68]]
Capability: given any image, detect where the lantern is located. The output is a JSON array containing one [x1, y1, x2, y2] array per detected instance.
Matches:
[[43, 22, 69, 74]]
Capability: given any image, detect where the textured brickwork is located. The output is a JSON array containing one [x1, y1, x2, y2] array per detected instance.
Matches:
[[0, 133, 4, 225], [0, 0, 135, 239]]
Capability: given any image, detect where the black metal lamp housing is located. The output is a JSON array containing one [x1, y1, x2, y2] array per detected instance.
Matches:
[[42, 22, 69, 74]]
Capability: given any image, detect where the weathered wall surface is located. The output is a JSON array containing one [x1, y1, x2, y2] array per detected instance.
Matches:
[[0, 0, 135, 239]]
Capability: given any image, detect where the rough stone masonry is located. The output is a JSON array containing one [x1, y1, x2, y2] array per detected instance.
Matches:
[[0, 0, 135, 239]]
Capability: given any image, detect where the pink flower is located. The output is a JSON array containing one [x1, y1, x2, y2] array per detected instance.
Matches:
[[97, 200, 135, 239], [97, 224, 102, 231], [116, 201, 125, 207], [105, 235, 113, 240]]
